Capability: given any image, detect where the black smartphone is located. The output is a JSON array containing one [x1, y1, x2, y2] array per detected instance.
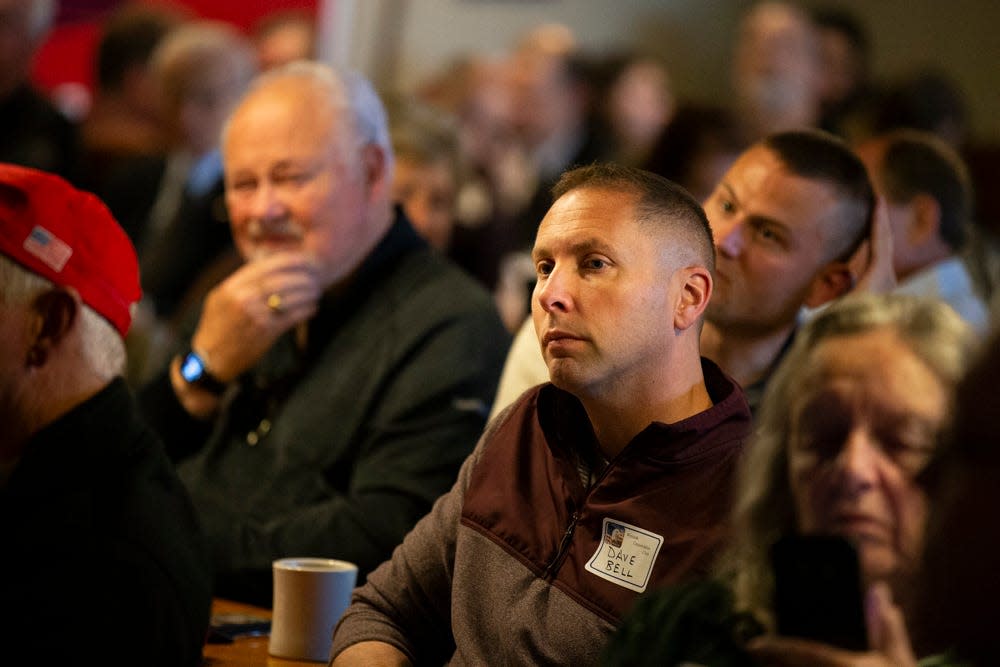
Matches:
[[207, 613, 271, 643], [770, 534, 868, 651]]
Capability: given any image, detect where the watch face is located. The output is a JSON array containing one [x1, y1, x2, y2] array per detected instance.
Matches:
[[180, 352, 206, 383]]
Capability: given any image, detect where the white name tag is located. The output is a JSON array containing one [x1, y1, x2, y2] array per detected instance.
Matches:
[[585, 517, 663, 593]]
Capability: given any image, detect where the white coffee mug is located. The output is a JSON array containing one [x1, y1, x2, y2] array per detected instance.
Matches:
[[269, 557, 358, 662]]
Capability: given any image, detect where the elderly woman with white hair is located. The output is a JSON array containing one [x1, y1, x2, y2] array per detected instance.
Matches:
[[603, 292, 977, 667]]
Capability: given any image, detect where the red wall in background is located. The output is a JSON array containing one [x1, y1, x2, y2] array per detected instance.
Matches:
[[32, 0, 318, 94]]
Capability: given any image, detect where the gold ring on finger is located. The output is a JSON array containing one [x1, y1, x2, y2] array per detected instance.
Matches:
[[266, 292, 285, 314]]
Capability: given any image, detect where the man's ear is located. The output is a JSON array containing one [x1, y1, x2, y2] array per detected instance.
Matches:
[[803, 261, 854, 309], [26, 288, 78, 368], [674, 266, 713, 331], [360, 143, 389, 202]]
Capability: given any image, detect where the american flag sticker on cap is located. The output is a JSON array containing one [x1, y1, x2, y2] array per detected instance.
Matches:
[[23, 225, 73, 272]]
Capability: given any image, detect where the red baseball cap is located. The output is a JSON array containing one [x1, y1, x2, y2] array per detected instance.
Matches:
[[0, 163, 141, 338]]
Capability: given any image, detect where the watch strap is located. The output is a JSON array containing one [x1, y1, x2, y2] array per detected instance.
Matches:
[[179, 348, 228, 395]]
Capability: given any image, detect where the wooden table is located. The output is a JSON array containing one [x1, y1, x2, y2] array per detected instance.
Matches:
[[203, 598, 324, 667]]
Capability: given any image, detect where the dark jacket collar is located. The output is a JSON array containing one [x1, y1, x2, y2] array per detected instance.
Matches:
[[539, 357, 752, 465], [307, 206, 425, 354]]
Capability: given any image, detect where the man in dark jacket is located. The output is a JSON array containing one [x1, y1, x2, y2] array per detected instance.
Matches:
[[0, 163, 211, 666], [139, 62, 509, 607]]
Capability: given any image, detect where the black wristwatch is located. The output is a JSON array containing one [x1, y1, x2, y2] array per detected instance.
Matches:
[[179, 348, 228, 395]]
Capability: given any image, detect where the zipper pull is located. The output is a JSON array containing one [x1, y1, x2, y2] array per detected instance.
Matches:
[[544, 511, 580, 579]]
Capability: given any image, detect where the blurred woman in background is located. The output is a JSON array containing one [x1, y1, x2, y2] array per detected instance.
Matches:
[[604, 293, 976, 667]]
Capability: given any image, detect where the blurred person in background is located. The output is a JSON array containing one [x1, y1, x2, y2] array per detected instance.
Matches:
[[862, 67, 1000, 309], [605, 293, 976, 667], [385, 93, 462, 251], [730, 1, 823, 144], [856, 128, 990, 334], [0, 0, 79, 181], [486, 25, 613, 331], [508, 24, 610, 238], [80, 2, 184, 194], [680, 130, 877, 415], [251, 8, 315, 72], [0, 163, 211, 667], [102, 20, 257, 382], [593, 51, 675, 168], [869, 69, 969, 150], [811, 6, 873, 140], [418, 53, 532, 245], [417, 53, 537, 330]]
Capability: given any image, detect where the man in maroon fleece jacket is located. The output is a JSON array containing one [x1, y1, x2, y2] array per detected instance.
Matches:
[[331, 163, 752, 666]]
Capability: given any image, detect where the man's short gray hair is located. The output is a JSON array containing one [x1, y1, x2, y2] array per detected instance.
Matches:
[[0, 255, 126, 378], [224, 60, 394, 175]]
